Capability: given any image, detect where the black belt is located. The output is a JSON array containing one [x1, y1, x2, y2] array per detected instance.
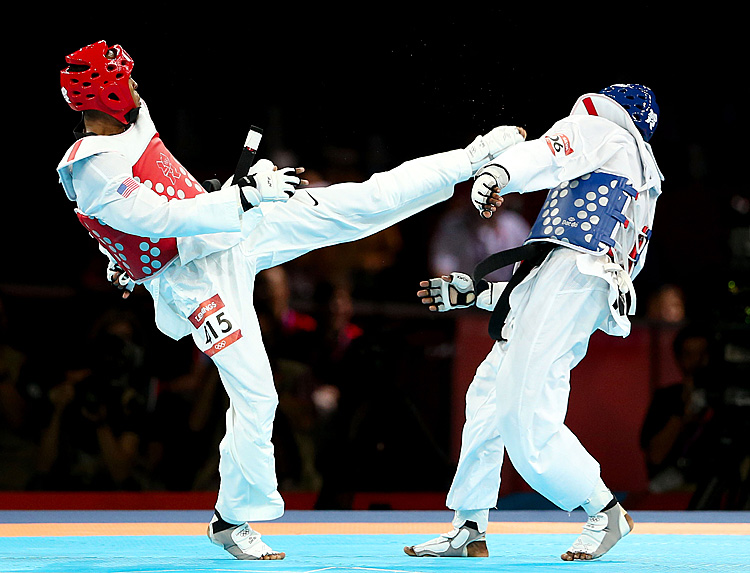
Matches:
[[473, 242, 556, 341]]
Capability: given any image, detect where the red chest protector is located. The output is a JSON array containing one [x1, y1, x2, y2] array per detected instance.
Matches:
[[77, 134, 206, 282]]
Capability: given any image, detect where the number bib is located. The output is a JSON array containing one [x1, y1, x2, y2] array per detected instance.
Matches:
[[188, 294, 242, 357]]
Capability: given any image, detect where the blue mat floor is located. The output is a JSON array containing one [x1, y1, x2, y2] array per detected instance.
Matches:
[[1, 511, 748, 572], [2, 533, 750, 573]]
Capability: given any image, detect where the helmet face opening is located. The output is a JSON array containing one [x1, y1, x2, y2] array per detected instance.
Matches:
[[599, 84, 659, 142], [61, 41, 137, 125]]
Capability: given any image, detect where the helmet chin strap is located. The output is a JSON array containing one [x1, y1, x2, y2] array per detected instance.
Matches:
[[124, 106, 141, 125], [73, 115, 88, 140]]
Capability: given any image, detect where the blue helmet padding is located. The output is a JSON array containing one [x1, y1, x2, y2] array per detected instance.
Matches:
[[599, 84, 659, 142]]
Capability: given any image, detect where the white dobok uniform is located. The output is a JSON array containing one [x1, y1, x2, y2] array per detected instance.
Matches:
[[447, 94, 663, 529], [57, 101, 474, 524]]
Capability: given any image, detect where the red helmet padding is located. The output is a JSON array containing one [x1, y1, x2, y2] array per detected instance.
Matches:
[[61, 40, 136, 124]]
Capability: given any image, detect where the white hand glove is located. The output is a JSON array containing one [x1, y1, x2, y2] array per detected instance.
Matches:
[[99, 244, 135, 295], [218, 159, 276, 190], [106, 258, 135, 294], [237, 166, 304, 210], [418, 272, 476, 312], [471, 163, 510, 219], [465, 126, 526, 173], [248, 158, 274, 177]]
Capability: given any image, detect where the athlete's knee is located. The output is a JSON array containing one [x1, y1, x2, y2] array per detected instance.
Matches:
[[500, 411, 563, 464]]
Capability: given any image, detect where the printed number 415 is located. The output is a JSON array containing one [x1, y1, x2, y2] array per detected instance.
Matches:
[[204, 312, 233, 345]]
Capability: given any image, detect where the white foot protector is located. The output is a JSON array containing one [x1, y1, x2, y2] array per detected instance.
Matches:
[[563, 502, 634, 560], [208, 519, 285, 560], [404, 522, 488, 557]]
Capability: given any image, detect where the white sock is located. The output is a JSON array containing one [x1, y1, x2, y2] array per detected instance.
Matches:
[[580, 477, 614, 517], [452, 509, 489, 532]]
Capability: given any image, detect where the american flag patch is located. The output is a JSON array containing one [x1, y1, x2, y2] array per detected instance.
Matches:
[[116, 177, 140, 198]]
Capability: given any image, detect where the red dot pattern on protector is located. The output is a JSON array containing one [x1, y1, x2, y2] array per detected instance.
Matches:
[[75, 135, 208, 282], [77, 214, 179, 281]]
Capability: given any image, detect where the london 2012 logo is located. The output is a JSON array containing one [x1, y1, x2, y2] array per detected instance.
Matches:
[[156, 152, 181, 185]]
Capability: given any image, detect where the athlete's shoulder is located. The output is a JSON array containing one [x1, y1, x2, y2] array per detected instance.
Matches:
[[58, 134, 121, 170], [58, 99, 157, 170]]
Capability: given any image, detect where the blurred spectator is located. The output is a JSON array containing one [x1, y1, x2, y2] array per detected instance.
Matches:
[[309, 278, 364, 380], [429, 190, 530, 281], [144, 338, 226, 490], [0, 298, 27, 430], [646, 283, 686, 324], [313, 323, 456, 509], [255, 267, 319, 491], [25, 309, 149, 490], [255, 266, 318, 362], [687, 313, 750, 509], [305, 279, 365, 489], [640, 323, 713, 494], [0, 296, 34, 489]]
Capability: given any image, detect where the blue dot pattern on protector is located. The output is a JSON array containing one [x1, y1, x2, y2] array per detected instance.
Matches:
[[525, 171, 637, 254]]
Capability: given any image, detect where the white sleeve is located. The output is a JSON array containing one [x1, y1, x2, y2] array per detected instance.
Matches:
[[72, 151, 243, 238], [495, 116, 636, 195]]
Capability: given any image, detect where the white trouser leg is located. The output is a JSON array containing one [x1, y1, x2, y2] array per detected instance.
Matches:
[[495, 248, 610, 511], [452, 509, 491, 532], [581, 477, 615, 516], [446, 342, 507, 523], [211, 351, 283, 524], [167, 249, 284, 524]]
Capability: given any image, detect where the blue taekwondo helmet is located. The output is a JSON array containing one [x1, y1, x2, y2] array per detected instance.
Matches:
[[599, 84, 659, 142]]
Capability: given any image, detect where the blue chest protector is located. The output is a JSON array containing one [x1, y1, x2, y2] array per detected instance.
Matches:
[[525, 171, 637, 255]]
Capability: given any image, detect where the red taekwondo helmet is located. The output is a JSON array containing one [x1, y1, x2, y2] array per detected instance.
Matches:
[[60, 40, 137, 125]]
